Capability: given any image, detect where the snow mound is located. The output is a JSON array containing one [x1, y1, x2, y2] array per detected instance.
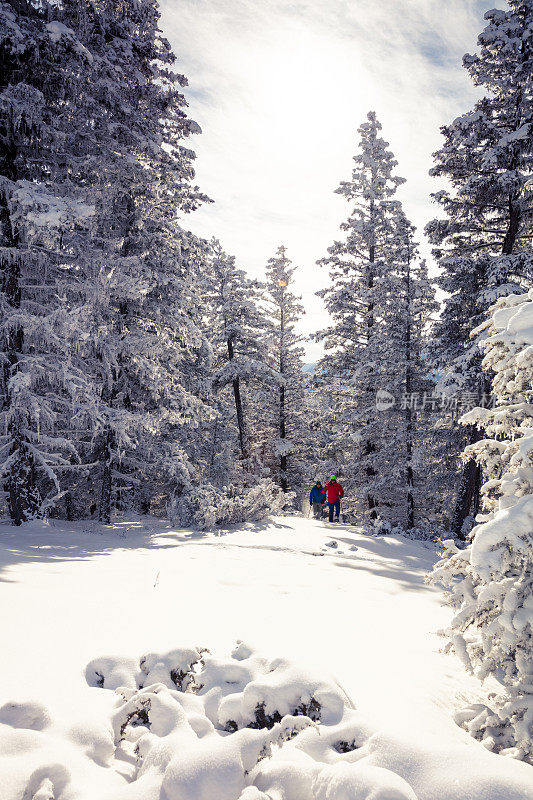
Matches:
[[85, 655, 141, 690], [1, 641, 532, 799], [0, 701, 50, 731], [89, 642, 420, 800], [85, 642, 345, 731]]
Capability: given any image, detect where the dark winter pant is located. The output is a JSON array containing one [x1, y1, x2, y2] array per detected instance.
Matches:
[[312, 502, 323, 519], [328, 500, 340, 522]]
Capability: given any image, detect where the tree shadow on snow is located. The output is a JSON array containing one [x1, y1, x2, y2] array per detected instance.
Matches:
[[328, 532, 439, 594], [332, 559, 432, 594], [241, 517, 294, 533], [0, 517, 212, 581], [0, 513, 299, 580]]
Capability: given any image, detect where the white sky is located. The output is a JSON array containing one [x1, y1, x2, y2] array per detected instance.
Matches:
[[160, 0, 503, 360]]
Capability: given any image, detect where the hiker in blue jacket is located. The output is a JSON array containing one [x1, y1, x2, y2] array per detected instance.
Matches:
[[309, 481, 326, 519]]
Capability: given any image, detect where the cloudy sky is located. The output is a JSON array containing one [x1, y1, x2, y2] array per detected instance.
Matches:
[[160, 0, 503, 360]]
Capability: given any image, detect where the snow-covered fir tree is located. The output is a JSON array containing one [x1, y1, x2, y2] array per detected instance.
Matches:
[[163, 238, 292, 529], [432, 290, 533, 762], [317, 112, 437, 530], [0, 0, 212, 523], [88, 226, 214, 520], [426, 0, 533, 537], [0, 1, 104, 523], [264, 245, 308, 496], [376, 211, 438, 529], [317, 112, 405, 520], [64, 0, 210, 523], [206, 239, 275, 467]]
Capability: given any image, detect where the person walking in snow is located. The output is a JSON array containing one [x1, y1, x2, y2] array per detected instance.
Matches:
[[324, 475, 344, 522], [309, 480, 326, 519]]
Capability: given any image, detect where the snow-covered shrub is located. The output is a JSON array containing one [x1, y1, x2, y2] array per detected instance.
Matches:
[[210, 656, 344, 731], [80, 641, 426, 800], [5, 639, 531, 799], [431, 291, 533, 762], [168, 480, 294, 530], [85, 648, 209, 692], [139, 648, 209, 692], [366, 518, 438, 541], [86, 642, 345, 733]]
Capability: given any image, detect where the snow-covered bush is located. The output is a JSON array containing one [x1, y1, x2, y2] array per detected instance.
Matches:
[[4, 639, 531, 799], [431, 290, 533, 762], [366, 517, 439, 541], [167, 480, 294, 530], [81, 641, 420, 800]]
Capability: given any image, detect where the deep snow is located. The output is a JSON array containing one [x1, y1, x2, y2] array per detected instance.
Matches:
[[0, 515, 532, 799]]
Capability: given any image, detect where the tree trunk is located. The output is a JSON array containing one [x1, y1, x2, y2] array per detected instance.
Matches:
[[65, 490, 74, 522], [450, 385, 488, 538], [451, 191, 522, 538], [279, 298, 288, 492], [502, 195, 520, 256], [227, 338, 248, 459], [404, 300, 414, 529], [402, 240, 415, 530], [206, 417, 219, 481], [99, 428, 114, 524], [6, 434, 41, 525], [279, 383, 287, 491], [450, 430, 482, 538], [365, 223, 377, 518]]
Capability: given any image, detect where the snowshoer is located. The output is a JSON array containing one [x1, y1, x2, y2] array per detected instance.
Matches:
[[309, 481, 326, 519], [325, 476, 344, 522]]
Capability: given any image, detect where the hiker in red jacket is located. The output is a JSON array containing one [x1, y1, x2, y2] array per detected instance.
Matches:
[[325, 475, 344, 522]]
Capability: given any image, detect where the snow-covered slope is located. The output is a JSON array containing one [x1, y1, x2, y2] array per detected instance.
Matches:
[[0, 516, 531, 799]]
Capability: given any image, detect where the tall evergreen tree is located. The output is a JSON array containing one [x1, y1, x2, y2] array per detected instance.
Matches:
[[317, 112, 405, 518], [317, 113, 438, 529], [0, 1, 103, 523], [65, 0, 209, 523], [264, 245, 307, 495], [426, 0, 533, 537], [432, 290, 533, 762], [206, 239, 274, 469], [377, 211, 438, 529], [0, 0, 211, 523]]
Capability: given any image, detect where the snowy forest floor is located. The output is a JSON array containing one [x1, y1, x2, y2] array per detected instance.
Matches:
[[0, 515, 532, 800]]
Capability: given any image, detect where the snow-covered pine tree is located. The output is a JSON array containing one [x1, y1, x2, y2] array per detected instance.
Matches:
[[431, 290, 533, 762], [264, 245, 307, 495], [0, 1, 106, 523], [376, 211, 438, 530], [317, 112, 405, 520], [85, 1, 210, 522], [0, 0, 212, 523], [89, 226, 213, 520], [206, 239, 275, 469], [48, 0, 210, 523], [317, 115, 439, 530], [426, 0, 533, 537]]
